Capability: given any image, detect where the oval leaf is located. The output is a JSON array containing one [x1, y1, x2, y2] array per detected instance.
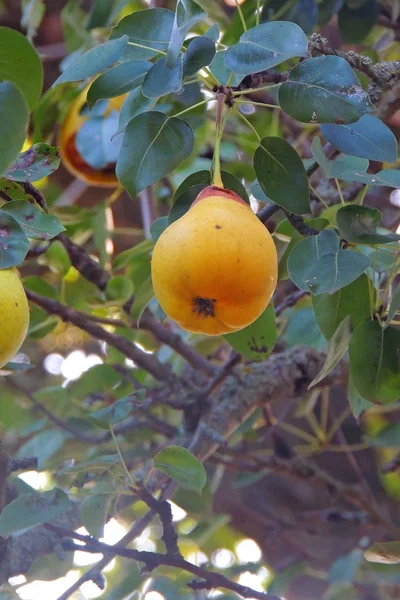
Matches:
[[254, 137, 310, 215], [225, 21, 308, 75], [0, 211, 30, 267], [154, 446, 207, 491], [116, 111, 194, 198], [117, 88, 154, 133], [0, 81, 30, 178], [337, 205, 400, 245], [288, 229, 370, 295], [80, 481, 112, 539], [1, 201, 65, 240], [87, 60, 151, 108], [279, 56, 373, 124], [320, 114, 397, 163], [110, 8, 174, 60], [142, 55, 184, 99], [5, 143, 60, 182], [0, 488, 71, 537], [349, 320, 400, 404], [183, 36, 216, 77], [166, 0, 206, 68], [224, 304, 277, 361], [312, 274, 371, 339], [53, 35, 129, 85], [0, 26, 43, 109]]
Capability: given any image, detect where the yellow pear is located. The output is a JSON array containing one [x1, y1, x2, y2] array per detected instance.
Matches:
[[0, 269, 30, 368]]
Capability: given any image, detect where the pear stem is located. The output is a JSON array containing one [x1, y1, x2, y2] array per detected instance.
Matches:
[[212, 93, 229, 188]]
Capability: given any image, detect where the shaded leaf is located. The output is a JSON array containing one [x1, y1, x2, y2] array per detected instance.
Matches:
[[338, 0, 380, 44], [0, 26, 43, 109], [130, 275, 154, 323], [150, 217, 169, 243], [154, 446, 207, 491], [87, 60, 151, 108], [224, 304, 277, 361], [279, 56, 373, 124], [90, 393, 144, 429], [349, 321, 400, 404], [309, 316, 351, 388], [368, 423, 400, 448], [387, 285, 400, 326], [337, 205, 400, 245], [117, 88, 154, 133], [111, 8, 174, 60], [209, 51, 243, 86], [254, 137, 310, 215], [225, 21, 308, 75], [312, 274, 371, 339], [17, 429, 70, 470], [329, 549, 364, 584], [76, 111, 121, 170], [86, 0, 114, 29], [166, 0, 206, 68], [0, 211, 30, 268], [321, 114, 397, 163], [142, 55, 184, 99], [1, 201, 65, 240], [0, 81, 29, 177], [288, 229, 370, 295], [183, 36, 216, 77], [0, 488, 71, 537], [348, 373, 374, 419], [113, 238, 154, 271], [53, 36, 129, 85], [116, 111, 194, 198], [80, 479, 112, 538]]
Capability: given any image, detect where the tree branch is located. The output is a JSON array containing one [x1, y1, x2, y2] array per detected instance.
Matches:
[[47, 525, 279, 600], [25, 289, 173, 383]]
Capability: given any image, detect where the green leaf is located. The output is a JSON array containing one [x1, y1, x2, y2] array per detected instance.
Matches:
[[80, 479, 113, 538], [150, 217, 169, 243], [268, 561, 307, 595], [312, 274, 371, 339], [105, 275, 134, 303], [337, 205, 400, 245], [87, 60, 151, 108], [348, 373, 374, 419], [279, 56, 373, 124], [169, 170, 249, 224], [154, 446, 207, 491], [86, 0, 114, 29], [309, 316, 351, 388], [142, 55, 184, 99], [112, 238, 154, 271], [311, 137, 400, 188], [17, 429, 70, 470], [321, 115, 397, 163], [21, 0, 45, 41], [107, 562, 141, 600], [130, 275, 154, 323], [116, 111, 194, 198], [365, 541, 400, 565], [224, 304, 277, 361], [254, 137, 310, 215], [5, 143, 60, 182], [209, 51, 243, 86], [322, 584, 358, 600], [387, 285, 400, 326], [0, 81, 29, 177], [61, 0, 90, 52], [338, 0, 379, 44], [0, 26, 43, 109], [349, 321, 400, 404], [0, 211, 30, 268], [117, 88, 154, 133], [0, 488, 71, 537], [44, 240, 71, 275], [53, 35, 129, 86], [90, 393, 144, 429], [0, 201, 65, 240], [111, 8, 174, 60], [76, 112, 121, 170], [225, 21, 308, 75], [166, 0, 206, 68], [288, 229, 370, 295], [183, 36, 216, 77]]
